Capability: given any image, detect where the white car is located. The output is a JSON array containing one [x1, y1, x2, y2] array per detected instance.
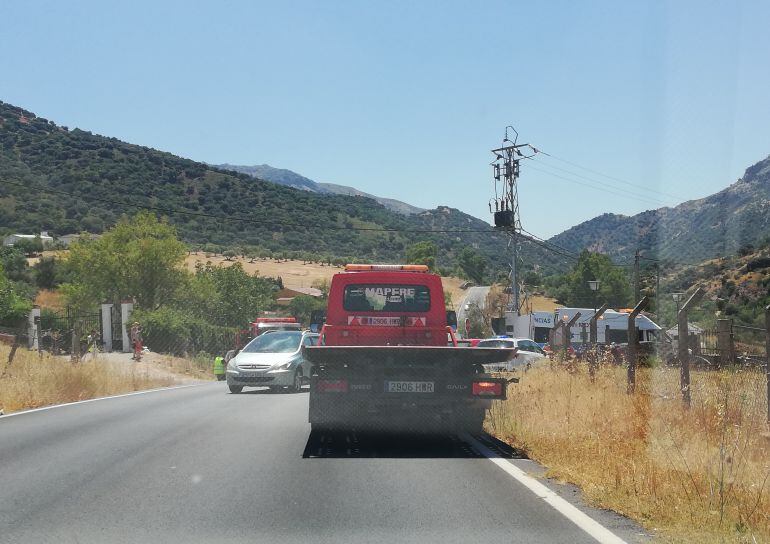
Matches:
[[226, 330, 318, 394], [475, 337, 546, 372]]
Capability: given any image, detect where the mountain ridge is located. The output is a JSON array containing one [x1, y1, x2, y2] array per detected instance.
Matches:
[[216, 163, 425, 215], [548, 155, 770, 263]]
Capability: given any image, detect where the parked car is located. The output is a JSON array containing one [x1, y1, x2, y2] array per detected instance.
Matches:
[[226, 330, 319, 394], [475, 337, 546, 371]]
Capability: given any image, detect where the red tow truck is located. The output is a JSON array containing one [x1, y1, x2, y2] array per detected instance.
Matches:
[[303, 264, 516, 433]]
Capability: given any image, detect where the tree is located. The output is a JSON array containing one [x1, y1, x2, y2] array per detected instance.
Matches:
[[222, 249, 237, 261], [64, 212, 187, 309], [14, 236, 44, 257], [289, 295, 325, 326], [562, 250, 632, 308], [33, 256, 60, 289], [457, 248, 487, 284], [0, 263, 32, 326], [406, 241, 437, 271], [178, 262, 278, 328]]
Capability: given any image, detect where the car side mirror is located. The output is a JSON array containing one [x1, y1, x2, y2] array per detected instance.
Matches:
[[310, 310, 326, 333]]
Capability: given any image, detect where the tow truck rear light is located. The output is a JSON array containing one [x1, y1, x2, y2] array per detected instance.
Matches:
[[344, 264, 429, 272], [317, 379, 348, 393], [472, 381, 503, 397]]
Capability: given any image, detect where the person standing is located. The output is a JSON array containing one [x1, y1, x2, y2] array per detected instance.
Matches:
[[130, 322, 143, 361], [87, 329, 99, 360]]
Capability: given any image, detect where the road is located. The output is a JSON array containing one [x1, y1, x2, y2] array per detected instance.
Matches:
[[0, 384, 643, 544], [456, 285, 491, 334]]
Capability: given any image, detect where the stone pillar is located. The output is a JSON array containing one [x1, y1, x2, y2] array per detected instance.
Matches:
[[101, 303, 113, 352], [121, 301, 134, 353], [28, 307, 41, 350]]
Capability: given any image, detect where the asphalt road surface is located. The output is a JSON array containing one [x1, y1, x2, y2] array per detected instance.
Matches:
[[0, 383, 645, 544]]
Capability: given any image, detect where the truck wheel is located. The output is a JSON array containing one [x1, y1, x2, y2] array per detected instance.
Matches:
[[228, 384, 243, 394], [289, 371, 302, 393]]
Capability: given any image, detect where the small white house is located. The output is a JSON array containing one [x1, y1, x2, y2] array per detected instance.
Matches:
[[506, 307, 661, 345], [2, 231, 54, 247]]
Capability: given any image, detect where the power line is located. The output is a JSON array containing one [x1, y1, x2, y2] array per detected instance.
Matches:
[[522, 160, 665, 207], [528, 156, 672, 205], [535, 149, 691, 202]]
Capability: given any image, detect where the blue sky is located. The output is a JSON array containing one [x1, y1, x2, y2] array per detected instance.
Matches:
[[2, 0, 769, 237]]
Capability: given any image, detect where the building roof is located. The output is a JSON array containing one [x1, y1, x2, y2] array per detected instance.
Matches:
[[666, 323, 704, 336], [554, 307, 662, 331]]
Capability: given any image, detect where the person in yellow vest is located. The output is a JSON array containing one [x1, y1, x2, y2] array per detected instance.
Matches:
[[213, 355, 226, 381]]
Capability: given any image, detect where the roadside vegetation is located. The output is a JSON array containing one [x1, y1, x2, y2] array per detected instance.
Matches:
[[487, 360, 770, 543], [0, 345, 174, 414]]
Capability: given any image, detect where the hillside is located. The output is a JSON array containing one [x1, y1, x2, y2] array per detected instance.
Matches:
[[217, 162, 424, 215], [0, 100, 567, 274], [549, 155, 770, 264]]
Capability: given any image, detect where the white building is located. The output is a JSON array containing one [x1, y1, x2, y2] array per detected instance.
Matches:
[[2, 231, 54, 247], [506, 308, 661, 345]]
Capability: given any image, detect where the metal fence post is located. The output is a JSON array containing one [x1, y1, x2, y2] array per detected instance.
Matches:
[[678, 287, 704, 407], [627, 297, 649, 394], [590, 304, 608, 345], [765, 304, 769, 424], [564, 313, 581, 356], [717, 318, 734, 367]]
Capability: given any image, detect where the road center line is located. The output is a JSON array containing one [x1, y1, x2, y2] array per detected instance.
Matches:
[[461, 433, 628, 544], [0, 383, 205, 420]]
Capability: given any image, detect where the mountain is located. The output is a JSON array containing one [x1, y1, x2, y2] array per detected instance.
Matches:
[[216, 163, 424, 215], [317, 183, 424, 215], [216, 163, 320, 192], [549, 155, 770, 264], [0, 100, 569, 275]]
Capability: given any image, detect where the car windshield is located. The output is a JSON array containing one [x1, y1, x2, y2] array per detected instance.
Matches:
[[3, 4, 767, 543], [241, 331, 303, 353], [476, 340, 515, 349]]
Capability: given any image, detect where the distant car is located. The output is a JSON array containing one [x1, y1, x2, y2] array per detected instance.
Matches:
[[475, 337, 546, 371], [226, 330, 318, 394]]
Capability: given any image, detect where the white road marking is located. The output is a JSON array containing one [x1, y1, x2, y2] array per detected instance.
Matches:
[[461, 433, 628, 544], [0, 384, 204, 419]]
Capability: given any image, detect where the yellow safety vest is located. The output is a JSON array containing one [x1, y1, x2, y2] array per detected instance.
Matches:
[[213, 356, 225, 375]]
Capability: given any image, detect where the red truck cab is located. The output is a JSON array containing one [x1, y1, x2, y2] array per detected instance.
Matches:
[[320, 264, 455, 347]]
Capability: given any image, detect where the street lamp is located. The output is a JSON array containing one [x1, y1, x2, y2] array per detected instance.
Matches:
[[672, 292, 685, 315], [587, 280, 600, 314]]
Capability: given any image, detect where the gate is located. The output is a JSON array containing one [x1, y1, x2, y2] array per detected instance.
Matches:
[[39, 308, 102, 354], [111, 304, 124, 352]]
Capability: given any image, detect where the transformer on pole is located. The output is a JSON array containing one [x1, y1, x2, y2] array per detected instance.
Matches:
[[489, 126, 536, 315]]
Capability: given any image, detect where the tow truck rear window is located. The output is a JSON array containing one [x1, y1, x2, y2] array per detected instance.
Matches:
[[343, 284, 430, 312]]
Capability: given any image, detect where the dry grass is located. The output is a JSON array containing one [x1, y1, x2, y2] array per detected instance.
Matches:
[[33, 289, 65, 310], [0, 346, 174, 414], [487, 360, 770, 543]]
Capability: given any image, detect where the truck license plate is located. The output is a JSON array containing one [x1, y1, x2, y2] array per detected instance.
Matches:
[[386, 381, 434, 393]]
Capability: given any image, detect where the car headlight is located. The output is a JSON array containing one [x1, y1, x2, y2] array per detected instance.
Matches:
[[275, 361, 294, 371]]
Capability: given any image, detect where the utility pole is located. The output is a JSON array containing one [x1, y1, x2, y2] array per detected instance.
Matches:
[[490, 126, 536, 315], [633, 249, 640, 304]]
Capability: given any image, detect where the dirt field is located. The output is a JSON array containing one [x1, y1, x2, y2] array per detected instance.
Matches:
[[185, 252, 470, 307]]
